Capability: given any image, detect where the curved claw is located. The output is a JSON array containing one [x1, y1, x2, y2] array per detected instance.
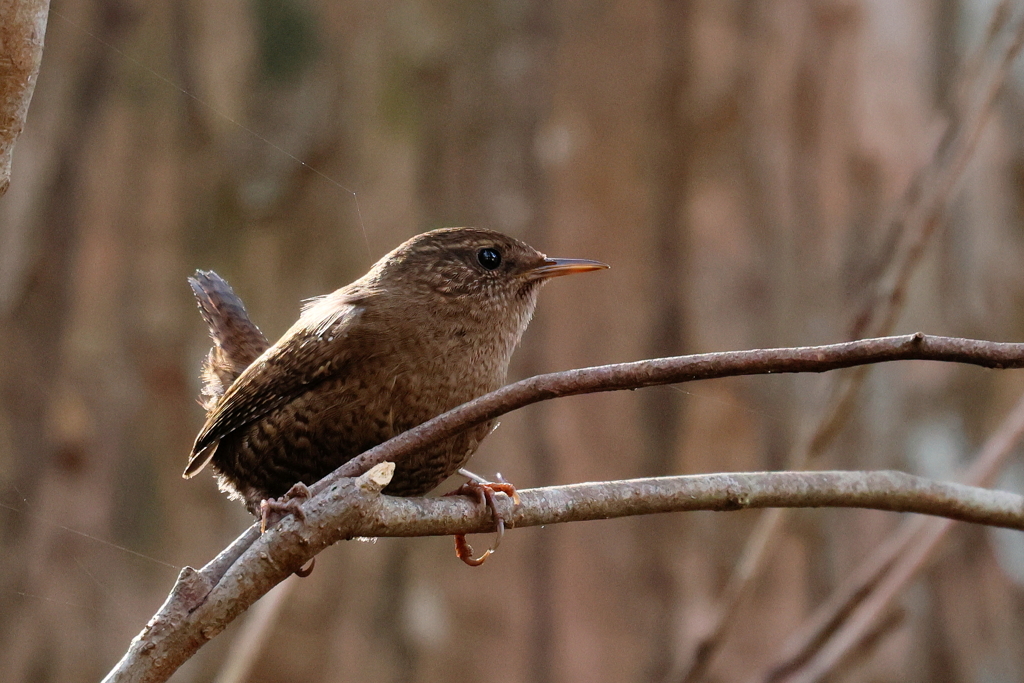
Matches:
[[294, 558, 316, 578], [446, 474, 518, 566], [458, 532, 497, 569]]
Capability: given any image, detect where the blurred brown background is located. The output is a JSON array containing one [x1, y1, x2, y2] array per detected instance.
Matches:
[[4, 0, 1024, 681]]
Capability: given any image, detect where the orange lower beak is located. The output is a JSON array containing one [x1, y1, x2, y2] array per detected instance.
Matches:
[[527, 258, 609, 280]]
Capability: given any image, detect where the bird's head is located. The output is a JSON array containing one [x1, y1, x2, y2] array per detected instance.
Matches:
[[364, 226, 608, 355], [373, 226, 606, 301]]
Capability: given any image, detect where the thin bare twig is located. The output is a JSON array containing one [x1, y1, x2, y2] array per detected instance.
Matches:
[[781, 518, 958, 683], [851, 0, 1021, 342], [761, 387, 1024, 679]]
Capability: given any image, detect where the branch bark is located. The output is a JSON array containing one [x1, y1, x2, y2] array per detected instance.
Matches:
[[0, 0, 49, 197], [101, 333, 1024, 682], [104, 468, 1024, 683]]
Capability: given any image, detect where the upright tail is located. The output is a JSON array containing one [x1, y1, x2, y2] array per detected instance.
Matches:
[[189, 271, 270, 410]]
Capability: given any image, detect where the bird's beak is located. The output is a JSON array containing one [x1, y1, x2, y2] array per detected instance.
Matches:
[[526, 257, 609, 280]]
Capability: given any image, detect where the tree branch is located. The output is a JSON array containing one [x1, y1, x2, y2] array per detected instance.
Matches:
[[756, 387, 1024, 683], [313, 333, 1024, 497], [345, 471, 1024, 536], [105, 468, 1024, 683], [101, 333, 1024, 682], [0, 0, 50, 196]]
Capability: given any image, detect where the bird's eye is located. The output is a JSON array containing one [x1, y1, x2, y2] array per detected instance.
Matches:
[[477, 248, 502, 270]]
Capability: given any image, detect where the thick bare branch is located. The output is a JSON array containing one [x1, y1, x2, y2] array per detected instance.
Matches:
[[356, 471, 1024, 536], [104, 467, 1024, 683]]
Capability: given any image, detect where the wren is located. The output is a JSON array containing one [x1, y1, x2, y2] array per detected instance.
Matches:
[[185, 227, 606, 516]]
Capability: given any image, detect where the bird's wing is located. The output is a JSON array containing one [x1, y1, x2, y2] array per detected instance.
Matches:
[[183, 295, 369, 478]]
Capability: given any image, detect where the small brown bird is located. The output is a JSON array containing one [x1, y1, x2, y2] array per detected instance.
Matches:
[[185, 227, 606, 523]]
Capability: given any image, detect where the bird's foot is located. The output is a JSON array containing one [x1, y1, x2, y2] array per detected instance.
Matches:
[[259, 482, 311, 534], [260, 483, 315, 576], [446, 470, 520, 566]]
